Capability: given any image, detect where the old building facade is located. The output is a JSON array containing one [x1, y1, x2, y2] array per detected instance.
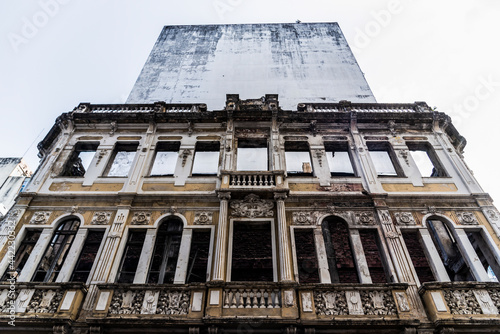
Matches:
[[0, 158, 32, 218], [1, 23, 500, 334]]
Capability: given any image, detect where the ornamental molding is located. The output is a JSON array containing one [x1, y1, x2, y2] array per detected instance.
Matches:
[[486, 209, 499, 221], [29, 211, 51, 225], [394, 212, 416, 225], [292, 211, 320, 225], [91, 212, 112, 225], [1, 209, 21, 225], [194, 212, 213, 225], [131, 212, 151, 225], [230, 194, 274, 218], [354, 212, 375, 225], [456, 212, 478, 225]]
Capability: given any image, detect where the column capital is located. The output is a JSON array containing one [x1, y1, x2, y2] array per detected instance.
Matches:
[[217, 191, 231, 201], [274, 192, 287, 201]]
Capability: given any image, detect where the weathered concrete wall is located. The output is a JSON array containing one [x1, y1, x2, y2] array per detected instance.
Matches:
[[127, 23, 376, 110], [0, 158, 31, 217]]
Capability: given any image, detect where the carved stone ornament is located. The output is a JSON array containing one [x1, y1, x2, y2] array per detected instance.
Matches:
[[444, 289, 481, 314], [230, 194, 274, 218], [131, 212, 151, 225], [354, 212, 375, 225], [360, 290, 397, 315], [194, 212, 213, 225], [25, 289, 64, 313], [314, 291, 348, 315], [108, 289, 191, 316], [394, 212, 416, 225], [456, 212, 478, 225], [313, 149, 323, 167], [487, 209, 499, 221], [292, 211, 320, 225], [394, 292, 410, 312], [181, 149, 192, 167], [1, 209, 20, 225], [379, 210, 391, 225], [29, 211, 51, 225], [91, 212, 112, 225], [385, 231, 400, 239], [399, 149, 410, 166]]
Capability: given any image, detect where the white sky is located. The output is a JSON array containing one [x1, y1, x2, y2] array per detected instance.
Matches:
[[1, 0, 499, 203]]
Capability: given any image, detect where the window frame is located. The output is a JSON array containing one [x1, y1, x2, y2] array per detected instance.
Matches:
[[236, 138, 269, 172], [406, 141, 448, 178], [284, 141, 313, 176], [61, 142, 99, 177], [149, 141, 181, 177], [367, 142, 405, 177], [191, 141, 221, 176], [103, 142, 139, 177], [324, 141, 356, 177]]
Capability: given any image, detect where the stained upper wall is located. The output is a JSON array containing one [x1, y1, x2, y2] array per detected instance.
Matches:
[[127, 23, 376, 110]]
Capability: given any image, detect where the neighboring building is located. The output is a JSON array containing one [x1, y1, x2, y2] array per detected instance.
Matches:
[[1, 23, 500, 334], [0, 158, 32, 218]]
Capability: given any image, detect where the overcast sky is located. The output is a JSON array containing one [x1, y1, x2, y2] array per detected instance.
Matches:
[[1, 0, 499, 203]]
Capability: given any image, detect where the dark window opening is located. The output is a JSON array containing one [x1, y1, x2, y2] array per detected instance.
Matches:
[[192, 141, 220, 175], [62, 142, 99, 177], [150, 142, 180, 176], [294, 229, 320, 283], [467, 231, 500, 281], [427, 219, 474, 281], [367, 142, 402, 177], [325, 142, 355, 176], [116, 230, 146, 283], [70, 230, 105, 282], [237, 138, 268, 171], [104, 143, 138, 177], [359, 230, 389, 283], [407, 142, 447, 177], [32, 219, 80, 282], [322, 217, 359, 283], [1, 230, 41, 281], [147, 218, 183, 284], [186, 230, 211, 283], [402, 230, 436, 284], [231, 221, 273, 281], [285, 141, 312, 175]]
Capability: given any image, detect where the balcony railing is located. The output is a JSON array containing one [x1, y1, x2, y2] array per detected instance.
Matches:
[[220, 171, 286, 190], [73, 102, 207, 114], [297, 101, 431, 113]]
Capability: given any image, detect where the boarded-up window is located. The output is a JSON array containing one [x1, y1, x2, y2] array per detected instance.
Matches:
[[1, 230, 41, 280], [294, 229, 320, 283], [117, 230, 146, 283], [70, 230, 105, 282], [186, 230, 211, 283], [231, 221, 273, 281], [359, 230, 388, 283], [322, 217, 359, 283], [402, 230, 435, 284]]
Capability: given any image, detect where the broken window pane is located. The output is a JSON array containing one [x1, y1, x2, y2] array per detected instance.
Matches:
[[294, 229, 320, 283], [117, 230, 146, 283], [322, 217, 359, 283], [148, 218, 183, 284], [407, 142, 447, 177], [192, 141, 220, 175], [62, 142, 98, 177], [359, 230, 388, 283], [186, 230, 211, 283], [401, 230, 435, 284], [1, 230, 41, 280], [150, 142, 180, 176], [285, 142, 312, 175], [32, 219, 80, 282], [237, 139, 268, 171], [427, 218, 473, 281], [70, 230, 105, 282], [106, 143, 138, 177], [231, 221, 274, 281], [325, 142, 355, 176]]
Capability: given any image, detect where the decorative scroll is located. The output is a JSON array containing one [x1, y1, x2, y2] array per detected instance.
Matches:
[[292, 211, 320, 225], [230, 194, 274, 218], [314, 291, 347, 315], [443, 289, 481, 314], [91, 212, 112, 225], [360, 290, 397, 315], [194, 212, 213, 225], [354, 212, 375, 225], [131, 212, 151, 225], [486, 209, 499, 221], [394, 212, 416, 225], [456, 212, 478, 225], [25, 289, 64, 313], [29, 211, 51, 225], [156, 290, 190, 315], [109, 290, 145, 315], [394, 292, 410, 312], [108, 289, 190, 315]]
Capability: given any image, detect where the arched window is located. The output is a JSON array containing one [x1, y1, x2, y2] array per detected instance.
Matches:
[[427, 217, 473, 281], [147, 217, 183, 284], [322, 216, 359, 283], [32, 218, 80, 282]]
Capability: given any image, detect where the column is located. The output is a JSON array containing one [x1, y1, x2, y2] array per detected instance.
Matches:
[[17, 229, 53, 282], [313, 228, 331, 283], [418, 229, 450, 282], [275, 192, 293, 282], [174, 229, 193, 284], [212, 192, 230, 281], [349, 230, 372, 284], [454, 229, 491, 282], [133, 228, 156, 284]]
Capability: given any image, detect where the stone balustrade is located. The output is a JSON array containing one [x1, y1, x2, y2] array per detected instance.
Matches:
[[221, 171, 285, 190], [223, 287, 281, 309]]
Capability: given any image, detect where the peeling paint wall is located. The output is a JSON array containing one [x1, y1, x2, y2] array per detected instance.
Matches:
[[127, 23, 376, 110]]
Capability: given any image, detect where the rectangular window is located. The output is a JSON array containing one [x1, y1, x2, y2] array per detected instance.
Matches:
[[192, 141, 220, 175], [237, 139, 268, 171], [105, 143, 138, 177], [467, 231, 500, 281], [367, 142, 401, 177], [116, 230, 146, 283], [62, 142, 99, 177], [70, 230, 105, 282], [231, 221, 273, 281], [359, 230, 388, 283], [285, 142, 313, 175], [406, 142, 447, 177], [186, 230, 211, 283], [150, 142, 180, 176], [1, 230, 41, 280], [325, 142, 355, 176], [402, 230, 436, 284], [294, 229, 320, 283]]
